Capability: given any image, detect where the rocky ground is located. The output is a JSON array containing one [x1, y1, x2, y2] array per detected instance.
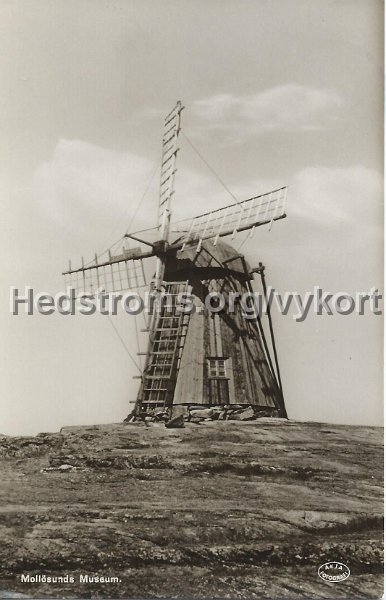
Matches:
[[0, 419, 383, 599]]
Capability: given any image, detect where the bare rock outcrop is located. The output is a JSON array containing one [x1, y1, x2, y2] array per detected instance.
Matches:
[[0, 420, 383, 598]]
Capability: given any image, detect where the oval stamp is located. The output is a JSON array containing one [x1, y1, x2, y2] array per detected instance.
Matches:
[[318, 562, 350, 582]]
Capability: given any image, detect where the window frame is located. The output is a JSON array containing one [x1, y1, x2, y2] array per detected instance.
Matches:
[[207, 357, 229, 379]]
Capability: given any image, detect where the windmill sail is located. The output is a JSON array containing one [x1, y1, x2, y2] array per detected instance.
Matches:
[[158, 101, 183, 232], [63, 247, 151, 294], [154, 101, 184, 290], [61, 100, 289, 422], [175, 186, 287, 251]]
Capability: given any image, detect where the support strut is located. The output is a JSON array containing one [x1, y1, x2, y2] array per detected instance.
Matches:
[[251, 262, 287, 419]]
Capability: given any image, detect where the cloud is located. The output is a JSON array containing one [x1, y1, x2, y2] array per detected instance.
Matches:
[[33, 139, 381, 239], [190, 85, 343, 144], [32, 138, 382, 291], [237, 164, 382, 291], [228, 164, 382, 235], [32, 138, 245, 243], [290, 165, 383, 232], [33, 139, 157, 238]]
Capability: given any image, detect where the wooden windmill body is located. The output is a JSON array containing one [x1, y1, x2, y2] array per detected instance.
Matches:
[[63, 102, 288, 421]]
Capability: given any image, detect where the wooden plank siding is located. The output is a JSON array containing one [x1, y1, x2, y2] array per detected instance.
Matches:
[[173, 308, 205, 404], [166, 239, 284, 414]]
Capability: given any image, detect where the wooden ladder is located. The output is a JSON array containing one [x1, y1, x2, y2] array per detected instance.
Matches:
[[135, 281, 191, 414]]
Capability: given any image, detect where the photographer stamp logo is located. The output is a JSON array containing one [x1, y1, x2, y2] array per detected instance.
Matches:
[[318, 562, 350, 582]]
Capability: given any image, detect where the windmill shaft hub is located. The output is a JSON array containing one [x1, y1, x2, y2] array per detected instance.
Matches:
[[153, 240, 169, 256]]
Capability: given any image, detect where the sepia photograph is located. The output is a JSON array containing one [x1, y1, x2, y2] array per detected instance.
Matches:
[[0, 1, 383, 598]]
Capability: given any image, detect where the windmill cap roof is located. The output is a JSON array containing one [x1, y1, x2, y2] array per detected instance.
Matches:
[[170, 238, 251, 277]]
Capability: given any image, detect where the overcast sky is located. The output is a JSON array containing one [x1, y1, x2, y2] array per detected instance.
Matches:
[[0, 0, 383, 435]]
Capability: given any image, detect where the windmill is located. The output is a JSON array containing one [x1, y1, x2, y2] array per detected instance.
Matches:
[[63, 101, 288, 421]]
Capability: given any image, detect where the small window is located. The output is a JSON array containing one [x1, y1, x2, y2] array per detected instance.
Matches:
[[207, 358, 227, 378]]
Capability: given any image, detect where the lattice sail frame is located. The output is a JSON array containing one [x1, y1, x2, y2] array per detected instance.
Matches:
[[177, 186, 287, 251], [158, 101, 183, 231], [62, 100, 288, 295], [63, 185, 288, 294], [63, 249, 148, 295]]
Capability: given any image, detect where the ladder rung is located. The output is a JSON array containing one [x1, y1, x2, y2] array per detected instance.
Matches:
[[155, 322, 188, 331], [142, 400, 168, 405], [160, 165, 173, 181], [161, 151, 177, 169], [162, 132, 177, 147], [164, 112, 178, 127], [162, 290, 188, 295], [148, 347, 186, 356], [153, 346, 177, 350], [160, 185, 172, 198], [164, 104, 178, 121], [160, 170, 176, 187], [145, 375, 173, 381], [154, 327, 178, 342], [144, 388, 168, 392], [161, 143, 174, 158], [149, 360, 174, 365], [136, 352, 147, 355], [156, 330, 188, 336], [163, 124, 176, 140], [133, 375, 143, 380], [155, 330, 179, 335]]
